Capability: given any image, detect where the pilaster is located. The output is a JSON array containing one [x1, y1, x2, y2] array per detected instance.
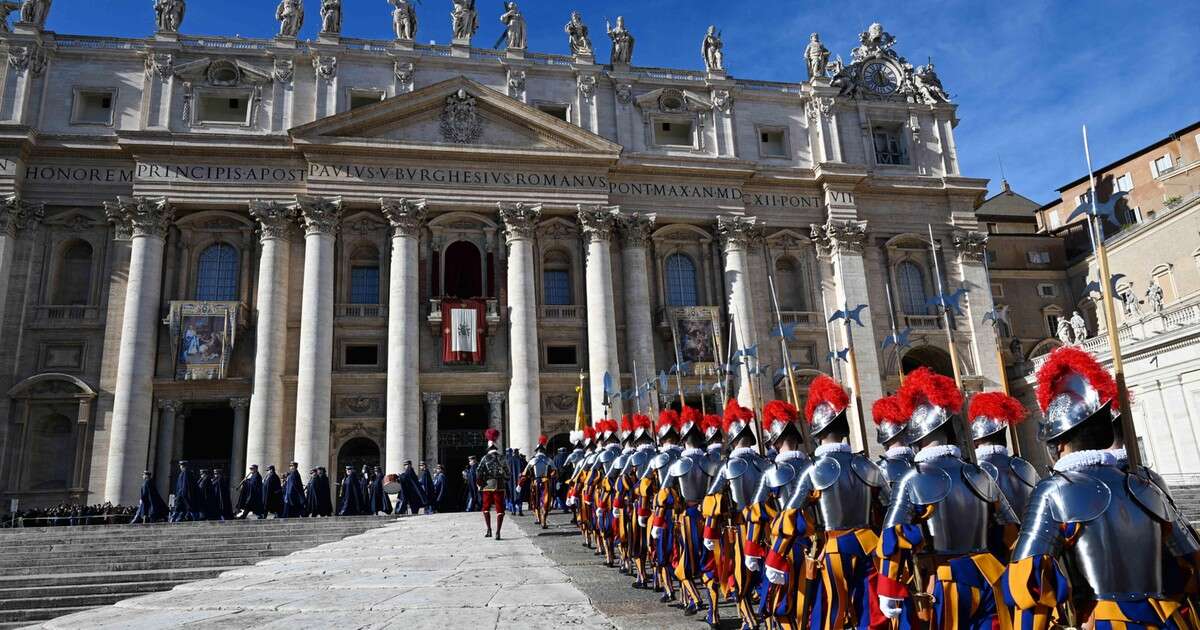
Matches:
[[617, 211, 658, 417], [953, 230, 1003, 390]]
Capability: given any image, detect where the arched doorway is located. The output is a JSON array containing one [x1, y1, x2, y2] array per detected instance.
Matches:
[[901, 345, 954, 378], [443, 241, 482, 298], [336, 437, 381, 484]]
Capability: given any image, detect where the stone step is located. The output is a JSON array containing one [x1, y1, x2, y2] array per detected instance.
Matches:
[[0, 535, 352, 558], [0, 526, 382, 550], [0, 514, 391, 537], [0, 520, 387, 543], [4, 555, 272, 576], [0, 591, 156, 611], [0, 567, 232, 590], [0, 579, 187, 601], [0, 605, 94, 624]]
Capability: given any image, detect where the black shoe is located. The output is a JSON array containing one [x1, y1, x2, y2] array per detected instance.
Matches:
[[659, 593, 674, 603], [631, 580, 645, 589], [683, 604, 698, 616], [495, 532, 501, 540], [485, 530, 492, 538]]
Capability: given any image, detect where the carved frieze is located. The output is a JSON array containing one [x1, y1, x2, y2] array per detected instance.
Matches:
[[439, 88, 484, 144], [394, 60, 414, 91], [811, 219, 867, 257], [341, 395, 380, 416], [145, 53, 175, 80], [311, 54, 337, 81]]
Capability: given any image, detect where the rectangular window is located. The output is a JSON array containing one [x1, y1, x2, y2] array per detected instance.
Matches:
[[542, 270, 571, 306], [349, 266, 380, 305], [344, 344, 379, 367], [197, 94, 250, 125], [1047, 211, 1061, 230], [537, 103, 570, 121], [71, 89, 115, 125], [654, 120, 693, 147], [546, 345, 578, 366], [990, 282, 1004, 298], [1027, 251, 1050, 264], [349, 90, 384, 110], [1046, 314, 1061, 336], [1125, 206, 1143, 224], [758, 128, 787, 157], [872, 126, 908, 165], [1115, 173, 1133, 192], [1151, 154, 1173, 177], [1037, 283, 1057, 298]]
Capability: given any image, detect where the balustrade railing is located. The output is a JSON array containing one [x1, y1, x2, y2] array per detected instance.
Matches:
[[335, 303, 387, 319]]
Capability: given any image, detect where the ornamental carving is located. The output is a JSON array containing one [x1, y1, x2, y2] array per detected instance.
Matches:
[[1, 195, 45, 237], [311, 54, 337, 81], [104, 196, 175, 239], [716, 215, 762, 251], [538, 220, 577, 241], [439, 88, 484, 144], [542, 393, 575, 413], [273, 59, 294, 84], [229, 397, 250, 411], [615, 83, 632, 105], [394, 60, 414, 90], [712, 89, 733, 114], [498, 202, 542, 242], [577, 75, 596, 100], [157, 399, 183, 413], [248, 200, 297, 241], [577, 205, 619, 243], [824, 21, 950, 106], [294, 195, 343, 236], [811, 219, 867, 256], [7, 44, 47, 76], [342, 396, 379, 415], [805, 96, 834, 121], [145, 53, 175, 80], [952, 230, 989, 262], [381, 197, 428, 237], [616, 211, 656, 248], [507, 69, 526, 98]]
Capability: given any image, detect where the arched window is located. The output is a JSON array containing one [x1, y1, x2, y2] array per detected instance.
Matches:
[[53, 241, 93, 305], [542, 249, 572, 306], [195, 243, 239, 301], [349, 245, 380, 304], [895, 261, 927, 315], [443, 241, 483, 298], [774, 256, 807, 310], [665, 253, 699, 306]]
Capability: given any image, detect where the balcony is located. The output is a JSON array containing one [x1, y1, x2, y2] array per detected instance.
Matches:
[[30, 304, 103, 328], [335, 303, 387, 319], [539, 304, 584, 323], [427, 297, 500, 335], [904, 315, 942, 330], [1029, 301, 1200, 372], [779, 310, 822, 329]]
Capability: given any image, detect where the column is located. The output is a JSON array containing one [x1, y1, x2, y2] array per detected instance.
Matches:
[[0, 196, 43, 329], [70, 395, 95, 492], [229, 397, 250, 480], [487, 391, 506, 442], [382, 198, 428, 473], [952, 230, 1003, 390], [102, 196, 175, 505], [718, 216, 763, 408], [812, 217, 884, 453], [578, 205, 623, 422], [617, 211, 659, 417], [245, 200, 296, 472], [422, 392, 440, 465], [499, 202, 542, 453], [153, 399, 180, 497], [292, 196, 342, 479]]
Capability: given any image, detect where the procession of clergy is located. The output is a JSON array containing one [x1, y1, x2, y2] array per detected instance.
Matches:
[[506, 345, 1200, 630]]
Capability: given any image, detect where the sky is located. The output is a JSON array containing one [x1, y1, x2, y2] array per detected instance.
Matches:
[[36, 0, 1200, 203]]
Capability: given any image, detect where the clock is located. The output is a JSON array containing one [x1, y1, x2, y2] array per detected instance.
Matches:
[[861, 61, 898, 95]]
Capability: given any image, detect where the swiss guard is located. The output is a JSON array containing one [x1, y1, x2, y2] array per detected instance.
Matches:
[[567, 425, 598, 548], [876, 367, 1019, 629], [1006, 346, 1200, 629], [477, 427, 510, 540], [593, 419, 623, 566], [873, 394, 914, 495], [756, 398, 811, 630], [520, 435, 557, 529], [610, 415, 639, 576], [968, 391, 1040, 554], [703, 399, 771, 630], [644, 409, 682, 603], [622, 413, 656, 589], [773, 376, 887, 630], [657, 406, 714, 617]]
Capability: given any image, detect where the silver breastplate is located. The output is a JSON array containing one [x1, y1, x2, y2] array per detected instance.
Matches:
[[651, 449, 680, 486], [888, 456, 993, 555], [531, 454, 552, 478], [764, 455, 811, 507], [725, 453, 769, 509], [879, 455, 914, 490], [669, 453, 712, 502], [808, 452, 878, 530], [631, 449, 654, 479], [978, 452, 1038, 519]]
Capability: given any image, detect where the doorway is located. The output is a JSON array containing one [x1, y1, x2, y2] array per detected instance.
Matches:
[[443, 241, 483, 298], [901, 346, 955, 378], [437, 401, 489, 511], [180, 406, 233, 491], [336, 437, 381, 485]]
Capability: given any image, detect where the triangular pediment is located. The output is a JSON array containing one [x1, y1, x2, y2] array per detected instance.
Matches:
[[290, 76, 621, 160]]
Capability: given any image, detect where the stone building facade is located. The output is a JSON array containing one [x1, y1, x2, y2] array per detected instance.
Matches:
[[0, 8, 1004, 507]]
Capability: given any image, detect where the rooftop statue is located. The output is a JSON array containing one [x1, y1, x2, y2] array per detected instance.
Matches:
[[804, 32, 829, 79], [276, 0, 304, 38], [154, 0, 184, 33], [499, 2, 525, 50], [851, 21, 897, 63], [564, 11, 592, 57], [606, 16, 634, 64], [914, 60, 950, 103], [450, 0, 478, 41], [390, 0, 416, 40], [701, 25, 723, 72], [18, 0, 50, 27], [320, 0, 341, 34]]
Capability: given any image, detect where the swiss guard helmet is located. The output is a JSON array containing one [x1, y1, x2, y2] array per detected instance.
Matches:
[[535, 435, 548, 453], [484, 428, 500, 450], [872, 395, 907, 446], [722, 399, 756, 445], [581, 425, 597, 448], [968, 391, 1027, 442], [655, 409, 680, 443], [899, 368, 964, 446], [679, 406, 704, 443], [762, 399, 801, 445], [1035, 346, 1117, 443], [702, 413, 723, 446], [632, 413, 653, 443], [805, 375, 850, 438], [619, 414, 635, 445]]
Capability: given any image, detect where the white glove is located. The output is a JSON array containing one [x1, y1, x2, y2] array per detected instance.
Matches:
[[765, 565, 786, 585], [879, 596, 904, 620], [744, 555, 761, 571], [703, 538, 716, 550], [651, 526, 662, 539], [637, 516, 647, 527], [566, 496, 575, 507]]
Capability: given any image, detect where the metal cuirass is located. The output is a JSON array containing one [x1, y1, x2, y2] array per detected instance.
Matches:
[[978, 450, 1039, 518], [724, 452, 770, 509], [885, 455, 994, 556], [805, 452, 883, 530], [649, 447, 681, 485], [531, 453, 553, 478], [878, 454, 914, 489], [630, 448, 654, 479], [669, 452, 712, 503], [759, 453, 811, 507]]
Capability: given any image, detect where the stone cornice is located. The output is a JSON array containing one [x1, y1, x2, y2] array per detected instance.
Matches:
[[380, 197, 428, 238], [498, 202, 541, 242], [0, 194, 45, 237], [294, 195, 343, 236], [616, 211, 656, 248], [577, 204, 619, 243], [103, 195, 175, 239], [248, 199, 298, 241], [716, 215, 762, 251]]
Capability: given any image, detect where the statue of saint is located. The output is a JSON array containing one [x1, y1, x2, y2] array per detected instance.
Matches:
[[275, 0, 304, 38], [499, 2, 525, 50], [1069, 311, 1088, 344], [606, 16, 634, 64], [852, 21, 896, 62], [450, 0, 477, 41], [915, 61, 950, 103], [1146, 279, 1165, 313], [319, 0, 341, 34], [1118, 285, 1142, 319], [804, 33, 829, 79], [390, 0, 416, 40], [564, 11, 592, 56], [153, 0, 184, 33], [18, 0, 51, 27], [1056, 317, 1073, 346], [701, 25, 723, 72]]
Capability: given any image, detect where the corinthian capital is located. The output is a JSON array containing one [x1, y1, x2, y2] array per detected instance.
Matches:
[[616, 211, 656, 248], [1, 195, 45, 237], [576, 204, 619, 243], [952, 230, 989, 262], [498, 202, 542, 243], [294, 195, 343, 236], [249, 199, 298, 241], [716, 215, 763, 251], [104, 196, 175, 239], [811, 218, 867, 257], [381, 197, 428, 238]]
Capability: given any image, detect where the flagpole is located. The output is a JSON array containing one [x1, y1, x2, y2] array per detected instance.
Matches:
[[927, 225, 964, 388], [667, 310, 687, 410], [711, 318, 728, 403], [1083, 125, 1140, 468], [723, 318, 736, 400], [730, 305, 767, 457], [698, 371, 706, 414], [883, 281, 906, 386], [575, 371, 588, 432], [767, 272, 803, 410]]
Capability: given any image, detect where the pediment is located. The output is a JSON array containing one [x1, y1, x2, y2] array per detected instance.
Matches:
[[290, 76, 621, 159]]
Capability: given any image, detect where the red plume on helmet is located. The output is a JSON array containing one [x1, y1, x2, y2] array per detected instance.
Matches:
[[702, 414, 722, 441], [762, 399, 799, 442], [722, 398, 755, 435], [898, 368, 963, 419], [804, 375, 850, 425], [632, 413, 652, 438], [484, 428, 500, 445], [969, 392, 1028, 425], [582, 425, 596, 443], [620, 414, 634, 438], [1036, 346, 1118, 414], [656, 408, 680, 439], [871, 395, 905, 425], [538, 434, 549, 446]]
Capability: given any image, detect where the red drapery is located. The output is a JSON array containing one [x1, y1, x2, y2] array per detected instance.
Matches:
[[441, 298, 486, 364]]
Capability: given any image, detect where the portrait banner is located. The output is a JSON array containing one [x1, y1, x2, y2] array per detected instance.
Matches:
[[165, 301, 244, 380]]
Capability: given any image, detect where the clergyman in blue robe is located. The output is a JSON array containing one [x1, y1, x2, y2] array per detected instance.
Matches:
[[304, 468, 321, 517], [263, 465, 284, 517], [396, 461, 426, 515], [235, 464, 265, 519], [338, 465, 366, 516], [316, 467, 334, 516], [281, 462, 307, 518], [418, 462, 436, 514], [211, 469, 233, 520], [463, 456, 480, 512], [170, 460, 198, 522], [131, 470, 167, 523], [368, 466, 392, 515], [431, 465, 447, 513]]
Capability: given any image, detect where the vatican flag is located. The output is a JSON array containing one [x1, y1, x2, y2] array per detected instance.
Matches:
[[450, 308, 477, 353]]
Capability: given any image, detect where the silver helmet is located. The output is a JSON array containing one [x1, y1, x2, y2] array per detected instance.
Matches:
[[805, 375, 850, 437], [722, 399, 756, 444], [762, 399, 801, 444], [679, 407, 704, 443], [1035, 347, 1116, 442], [898, 368, 964, 446], [967, 391, 1027, 442], [871, 395, 907, 446]]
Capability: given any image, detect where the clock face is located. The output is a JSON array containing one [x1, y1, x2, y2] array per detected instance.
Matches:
[[862, 61, 898, 95]]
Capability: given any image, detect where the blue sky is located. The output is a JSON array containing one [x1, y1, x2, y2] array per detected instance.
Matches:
[[39, 0, 1200, 203]]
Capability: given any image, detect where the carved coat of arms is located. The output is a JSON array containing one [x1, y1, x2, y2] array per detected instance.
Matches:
[[439, 88, 484, 144]]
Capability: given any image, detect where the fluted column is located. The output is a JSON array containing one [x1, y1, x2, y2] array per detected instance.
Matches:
[[953, 231, 1003, 389], [154, 399, 181, 497], [718, 216, 763, 408], [383, 197, 427, 473], [245, 200, 296, 472], [292, 196, 342, 479], [617, 211, 657, 417], [499, 202, 541, 453], [579, 205, 623, 422], [228, 397, 250, 481], [103, 196, 175, 505], [0, 196, 43, 329]]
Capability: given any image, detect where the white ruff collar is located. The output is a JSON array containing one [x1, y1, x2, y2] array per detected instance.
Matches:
[[622, 446, 635, 454], [975, 444, 1009, 459], [776, 450, 805, 463], [885, 446, 915, 459], [731, 447, 757, 458], [815, 442, 851, 456], [1054, 449, 1116, 472], [1109, 447, 1128, 465], [682, 447, 705, 457], [915, 444, 960, 463], [636, 444, 656, 453]]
